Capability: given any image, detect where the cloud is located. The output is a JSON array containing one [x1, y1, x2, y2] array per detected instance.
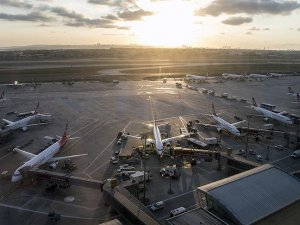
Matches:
[[222, 16, 252, 25], [46, 6, 115, 28], [1, 0, 33, 9], [0, 11, 52, 22], [249, 26, 260, 31], [246, 31, 252, 35], [263, 27, 270, 30], [298, 28, 300, 31], [118, 9, 154, 21], [196, 0, 300, 16]]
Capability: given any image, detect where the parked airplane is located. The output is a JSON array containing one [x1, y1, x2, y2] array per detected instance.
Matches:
[[3, 102, 51, 131], [127, 115, 188, 155], [0, 91, 4, 102], [6, 81, 23, 88], [251, 98, 293, 124], [221, 73, 245, 79], [268, 73, 286, 77], [186, 74, 215, 81], [200, 104, 245, 136], [248, 73, 268, 78], [287, 87, 299, 96], [11, 125, 87, 182]]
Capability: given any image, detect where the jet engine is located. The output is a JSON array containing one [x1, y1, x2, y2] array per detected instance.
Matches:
[[21, 126, 28, 131], [49, 161, 59, 170]]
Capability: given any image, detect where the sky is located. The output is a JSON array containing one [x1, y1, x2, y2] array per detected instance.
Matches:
[[1, 0, 300, 49]]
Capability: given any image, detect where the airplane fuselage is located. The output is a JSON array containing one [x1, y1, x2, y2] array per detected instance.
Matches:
[[252, 106, 292, 124], [213, 115, 241, 136], [5, 114, 39, 130], [12, 141, 62, 182], [153, 125, 163, 155]]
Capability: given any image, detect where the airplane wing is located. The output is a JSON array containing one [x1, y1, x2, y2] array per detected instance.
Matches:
[[231, 120, 246, 127], [25, 122, 49, 127], [47, 153, 88, 162], [13, 148, 36, 159], [3, 119, 13, 125], [162, 134, 189, 144]]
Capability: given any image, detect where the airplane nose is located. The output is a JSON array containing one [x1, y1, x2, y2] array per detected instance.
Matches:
[[11, 172, 22, 182]]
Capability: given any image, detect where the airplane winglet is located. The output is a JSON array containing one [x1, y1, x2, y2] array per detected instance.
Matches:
[[288, 87, 293, 94], [252, 97, 257, 107]]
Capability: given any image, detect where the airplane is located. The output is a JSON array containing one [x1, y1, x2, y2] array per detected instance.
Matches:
[[127, 114, 188, 155], [268, 72, 286, 77], [221, 73, 245, 79], [185, 74, 215, 81], [11, 124, 87, 182], [200, 104, 245, 136], [3, 102, 51, 131], [251, 98, 293, 124], [0, 91, 4, 102], [6, 81, 23, 88], [248, 73, 268, 78], [287, 87, 299, 97]]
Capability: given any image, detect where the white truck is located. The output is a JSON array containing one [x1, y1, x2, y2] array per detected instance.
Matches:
[[291, 149, 300, 158], [130, 171, 152, 183], [203, 137, 218, 145]]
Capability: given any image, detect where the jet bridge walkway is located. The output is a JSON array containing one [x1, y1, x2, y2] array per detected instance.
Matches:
[[27, 168, 104, 190]]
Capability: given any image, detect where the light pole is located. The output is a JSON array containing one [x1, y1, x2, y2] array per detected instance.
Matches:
[[265, 146, 270, 160], [168, 156, 174, 194], [142, 134, 147, 203], [245, 115, 250, 158]]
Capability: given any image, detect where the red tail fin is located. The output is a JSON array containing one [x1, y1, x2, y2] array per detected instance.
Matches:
[[212, 103, 216, 116], [59, 123, 68, 146], [252, 97, 257, 107]]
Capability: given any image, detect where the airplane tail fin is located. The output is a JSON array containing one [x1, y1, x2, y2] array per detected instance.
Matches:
[[34, 102, 40, 114], [0, 90, 4, 99], [59, 123, 69, 146], [288, 87, 294, 94], [212, 103, 216, 116], [252, 97, 257, 107], [297, 93, 300, 102]]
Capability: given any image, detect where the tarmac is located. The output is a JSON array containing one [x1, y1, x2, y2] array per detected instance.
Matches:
[[0, 76, 299, 225]]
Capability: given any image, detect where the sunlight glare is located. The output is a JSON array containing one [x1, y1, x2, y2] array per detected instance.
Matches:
[[132, 1, 196, 47]]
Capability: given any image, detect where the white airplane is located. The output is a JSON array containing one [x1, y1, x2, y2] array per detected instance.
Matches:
[[268, 72, 286, 77], [127, 115, 188, 155], [11, 125, 87, 182], [221, 73, 245, 79], [0, 91, 4, 102], [251, 98, 293, 124], [6, 81, 23, 88], [3, 102, 51, 131], [186, 74, 215, 81], [200, 104, 245, 136], [248, 73, 268, 78], [287, 87, 299, 96]]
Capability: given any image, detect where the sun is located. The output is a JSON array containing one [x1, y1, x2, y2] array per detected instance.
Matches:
[[132, 1, 197, 47]]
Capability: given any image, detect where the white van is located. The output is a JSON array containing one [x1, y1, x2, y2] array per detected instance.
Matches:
[[170, 207, 186, 217]]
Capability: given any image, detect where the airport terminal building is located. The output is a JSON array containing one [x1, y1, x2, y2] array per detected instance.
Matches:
[[197, 164, 300, 225]]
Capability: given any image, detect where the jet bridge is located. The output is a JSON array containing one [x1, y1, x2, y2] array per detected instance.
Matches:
[[26, 168, 104, 191]]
